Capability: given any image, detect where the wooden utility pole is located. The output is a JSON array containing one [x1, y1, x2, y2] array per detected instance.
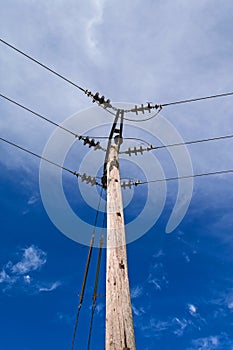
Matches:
[[105, 139, 136, 350]]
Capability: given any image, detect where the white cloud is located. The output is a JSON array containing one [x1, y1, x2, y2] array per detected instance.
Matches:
[[0, 246, 60, 294], [153, 249, 164, 258], [39, 281, 61, 292], [142, 316, 191, 338], [183, 253, 191, 263], [95, 303, 104, 315], [189, 333, 233, 350], [0, 269, 12, 284], [132, 304, 145, 317], [188, 303, 197, 316], [131, 285, 143, 299], [85, 0, 106, 60], [27, 194, 39, 205], [148, 276, 161, 290], [11, 246, 46, 275], [173, 317, 189, 337], [24, 275, 31, 284], [191, 335, 219, 350], [148, 262, 168, 290]]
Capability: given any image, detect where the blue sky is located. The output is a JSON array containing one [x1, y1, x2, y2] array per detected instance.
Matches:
[[1, 1, 233, 349]]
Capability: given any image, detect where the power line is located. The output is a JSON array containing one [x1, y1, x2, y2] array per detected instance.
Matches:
[[0, 137, 102, 184], [0, 93, 78, 137], [123, 107, 162, 122], [161, 91, 233, 107], [0, 38, 116, 118], [0, 93, 150, 144], [0, 38, 86, 93], [1, 93, 161, 152], [0, 136, 75, 174], [0, 93, 108, 150], [133, 169, 233, 186], [120, 133, 233, 155], [2, 38, 233, 114]]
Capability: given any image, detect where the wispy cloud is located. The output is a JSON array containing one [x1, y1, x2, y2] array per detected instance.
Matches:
[[148, 262, 168, 291], [153, 249, 164, 259], [27, 194, 39, 205], [85, 0, 105, 61], [192, 335, 219, 349], [0, 269, 15, 284], [95, 302, 104, 315], [11, 246, 46, 275], [189, 333, 232, 350], [142, 316, 191, 338], [0, 246, 60, 294], [131, 285, 143, 299], [132, 304, 145, 317], [39, 281, 61, 292], [188, 303, 197, 316]]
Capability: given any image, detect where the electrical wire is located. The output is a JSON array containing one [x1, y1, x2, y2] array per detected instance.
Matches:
[[1, 93, 163, 152], [0, 93, 124, 144], [120, 133, 233, 154], [70, 235, 95, 350], [70, 189, 104, 350], [0, 93, 78, 137], [134, 169, 233, 185], [151, 134, 233, 150], [0, 137, 102, 182], [0, 38, 86, 93], [2, 39, 233, 113], [123, 108, 162, 122], [161, 92, 233, 107], [0, 38, 117, 119], [87, 197, 106, 350], [0, 137, 75, 174], [87, 236, 104, 350]]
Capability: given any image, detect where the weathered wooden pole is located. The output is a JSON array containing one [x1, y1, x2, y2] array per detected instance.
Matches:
[[105, 140, 136, 350]]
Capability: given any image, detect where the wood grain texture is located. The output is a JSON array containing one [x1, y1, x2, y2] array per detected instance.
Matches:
[[105, 143, 136, 350]]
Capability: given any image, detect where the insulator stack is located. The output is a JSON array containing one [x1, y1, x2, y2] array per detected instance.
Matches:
[[77, 135, 101, 150], [76, 172, 97, 186], [130, 103, 162, 115], [85, 90, 111, 107], [121, 180, 138, 189], [124, 145, 153, 156]]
